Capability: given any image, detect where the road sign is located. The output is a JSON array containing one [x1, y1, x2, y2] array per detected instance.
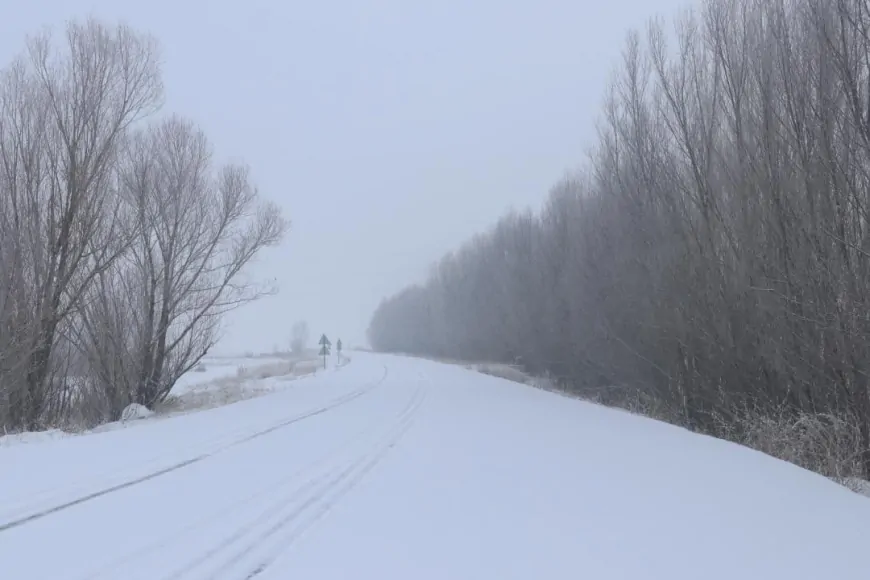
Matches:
[[319, 335, 331, 369]]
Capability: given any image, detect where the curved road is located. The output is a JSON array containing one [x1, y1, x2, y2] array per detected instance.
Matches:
[[3, 353, 870, 580]]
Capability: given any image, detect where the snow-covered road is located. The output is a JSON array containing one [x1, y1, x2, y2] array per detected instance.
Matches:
[[3, 353, 870, 579]]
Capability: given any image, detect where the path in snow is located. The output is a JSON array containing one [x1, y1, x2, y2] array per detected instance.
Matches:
[[2, 353, 870, 579]]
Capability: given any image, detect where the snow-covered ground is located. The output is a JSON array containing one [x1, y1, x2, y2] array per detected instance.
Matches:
[[0, 353, 325, 447], [157, 354, 325, 416], [170, 355, 294, 396], [2, 352, 870, 579]]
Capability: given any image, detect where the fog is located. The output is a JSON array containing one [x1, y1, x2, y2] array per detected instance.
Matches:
[[0, 0, 686, 353]]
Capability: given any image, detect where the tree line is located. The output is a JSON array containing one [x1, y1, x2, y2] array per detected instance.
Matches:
[[369, 0, 870, 482], [0, 20, 288, 432]]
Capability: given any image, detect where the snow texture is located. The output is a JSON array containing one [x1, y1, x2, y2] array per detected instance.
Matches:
[[0, 429, 68, 447], [1, 352, 870, 580]]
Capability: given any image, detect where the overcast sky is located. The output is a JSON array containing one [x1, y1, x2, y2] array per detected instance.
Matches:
[[1, 0, 689, 354]]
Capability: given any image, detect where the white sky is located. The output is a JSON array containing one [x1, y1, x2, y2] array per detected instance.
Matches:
[[1, 0, 690, 354]]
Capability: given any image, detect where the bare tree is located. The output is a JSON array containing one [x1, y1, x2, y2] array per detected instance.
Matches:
[[73, 116, 288, 415], [291, 320, 310, 355], [0, 19, 162, 430], [368, 0, 870, 480]]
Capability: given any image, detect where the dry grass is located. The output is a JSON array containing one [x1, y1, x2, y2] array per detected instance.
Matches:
[[156, 358, 319, 415], [714, 407, 866, 484]]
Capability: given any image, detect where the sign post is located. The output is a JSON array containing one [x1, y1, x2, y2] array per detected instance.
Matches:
[[318, 334, 331, 370]]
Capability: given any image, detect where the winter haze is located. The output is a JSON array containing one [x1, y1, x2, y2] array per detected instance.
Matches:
[[0, 0, 685, 353], [6, 1, 870, 577]]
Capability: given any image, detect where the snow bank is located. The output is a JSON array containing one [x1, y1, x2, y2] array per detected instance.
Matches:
[[0, 428, 68, 446], [158, 357, 325, 415], [120, 403, 154, 422], [0, 353, 333, 448], [457, 358, 870, 501], [170, 356, 291, 396]]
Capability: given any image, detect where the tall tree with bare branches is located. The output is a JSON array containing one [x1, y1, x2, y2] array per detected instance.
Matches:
[[369, 0, 870, 480], [74, 116, 287, 415], [0, 20, 162, 429]]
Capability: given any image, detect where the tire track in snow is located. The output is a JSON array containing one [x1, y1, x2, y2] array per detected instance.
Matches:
[[76, 403, 388, 580], [2, 371, 330, 513], [157, 382, 427, 580], [0, 366, 388, 535], [229, 385, 427, 580]]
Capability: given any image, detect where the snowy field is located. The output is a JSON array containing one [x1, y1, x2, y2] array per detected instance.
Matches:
[[2, 352, 870, 579], [170, 355, 296, 396], [158, 354, 326, 415], [0, 353, 326, 446]]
